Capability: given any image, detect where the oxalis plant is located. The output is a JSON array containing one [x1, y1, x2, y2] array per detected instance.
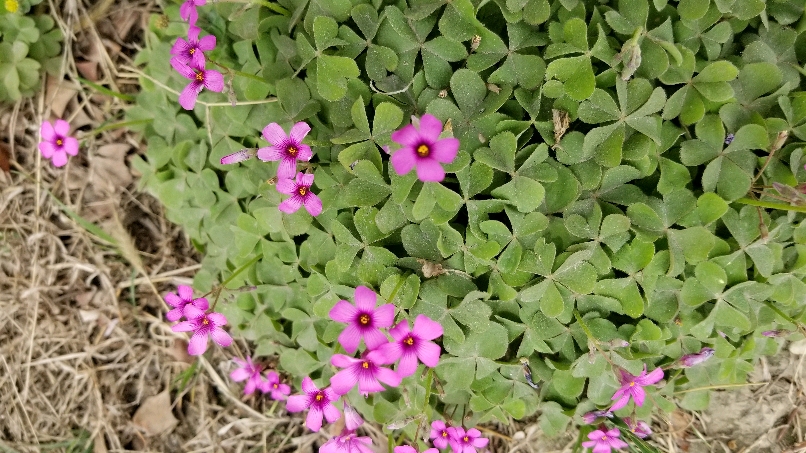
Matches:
[[118, 0, 806, 451]]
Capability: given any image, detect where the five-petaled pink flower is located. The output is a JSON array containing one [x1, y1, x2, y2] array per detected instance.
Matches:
[[171, 25, 216, 69], [262, 370, 291, 400], [170, 57, 224, 110], [330, 350, 401, 396], [376, 315, 443, 377], [171, 305, 232, 355], [581, 428, 628, 453], [164, 285, 208, 322], [610, 365, 664, 411], [390, 114, 459, 182], [430, 420, 452, 449], [329, 285, 395, 354], [276, 172, 322, 216], [257, 122, 313, 179], [320, 431, 374, 453], [447, 427, 488, 453], [285, 377, 340, 432], [624, 418, 652, 439], [180, 0, 206, 25], [396, 446, 439, 453], [39, 119, 79, 167], [230, 357, 265, 395]]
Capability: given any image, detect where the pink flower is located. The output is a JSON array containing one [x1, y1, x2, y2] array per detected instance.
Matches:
[[390, 114, 459, 182], [320, 431, 374, 453], [171, 305, 232, 355], [396, 447, 440, 453], [170, 25, 216, 68], [430, 420, 453, 449], [179, 0, 206, 25], [581, 410, 613, 425], [376, 315, 443, 377], [170, 57, 224, 110], [624, 418, 652, 439], [447, 427, 488, 453], [581, 428, 628, 453], [329, 286, 395, 354], [286, 377, 340, 432], [230, 357, 265, 395], [343, 401, 364, 431], [330, 350, 401, 396], [610, 365, 664, 412], [261, 370, 291, 400], [39, 119, 79, 167], [276, 172, 323, 216], [257, 122, 313, 179], [679, 347, 715, 368], [164, 285, 208, 322]]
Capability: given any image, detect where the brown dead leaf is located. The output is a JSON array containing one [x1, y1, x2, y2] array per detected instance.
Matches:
[[0, 141, 10, 174], [132, 391, 178, 436], [45, 76, 79, 119], [670, 410, 692, 452], [167, 339, 194, 365], [91, 143, 132, 193], [552, 109, 569, 147], [416, 258, 447, 278]]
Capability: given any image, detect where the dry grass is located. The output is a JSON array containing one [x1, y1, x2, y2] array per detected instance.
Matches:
[[1, 1, 805, 453]]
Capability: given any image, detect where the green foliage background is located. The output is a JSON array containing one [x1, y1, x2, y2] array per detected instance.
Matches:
[[130, 0, 806, 439]]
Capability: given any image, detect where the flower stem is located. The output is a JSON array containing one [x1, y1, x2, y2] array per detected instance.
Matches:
[[761, 301, 806, 338], [573, 309, 617, 367], [208, 254, 263, 310], [735, 197, 806, 213], [207, 57, 266, 83]]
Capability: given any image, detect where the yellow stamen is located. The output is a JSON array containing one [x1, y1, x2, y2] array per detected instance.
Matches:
[[362, 361, 370, 369], [298, 186, 307, 196], [630, 381, 635, 387], [315, 393, 324, 401], [404, 336, 414, 346], [56, 139, 63, 146], [287, 146, 298, 156], [442, 432, 448, 438], [195, 71, 204, 82], [273, 383, 279, 389], [463, 437, 469, 442], [189, 48, 195, 55], [416, 144, 430, 157], [359, 314, 370, 325]]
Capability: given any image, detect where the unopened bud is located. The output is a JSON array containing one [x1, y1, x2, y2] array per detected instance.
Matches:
[[343, 401, 364, 430], [220, 148, 256, 165], [762, 330, 791, 338], [679, 347, 715, 368], [581, 410, 613, 424]]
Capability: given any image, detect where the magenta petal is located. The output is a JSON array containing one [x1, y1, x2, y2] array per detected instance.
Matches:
[[257, 145, 284, 162], [631, 386, 646, 406], [306, 407, 324, 432], [418, 114, 443, 139], [637, 367, 664, 385], [187, 332, 209, 355], [390, 148, 416, 175], [323, 402, 341, 423], [191, 51, 206, 71], [301, 376, 317, 394], [376, 366, 402, 388], [54, 119, 70, 137], [330, 353, 357, 368], [40, 120, 55, 141], [388, 320, 410, 341], [211, 327, 232, 347], [296, 145, 313, 161], [416, 340, 442, 367], [277, 157, 298, 180], [330, 367, 359, 395], [391, 124, 420, 146], [304, 194, 323, 216], [289, 122, 311, 142], [192, 298, 209, 311], [363, 328, 388, 351], [230, 368, 251, 382], [279, 196, 304, 214], [244, 377, 259, 395], [413, 314, 444, 340], [472, 438, 489, 448], [298, 172, 315, 187], [610, 393, 630, 412], [275, 177, 296, 194], [177, 285, 194, 302], [366, 348, 395, 366], [372, 304, 395, 328], [357, 373, 385, 394], [415, 159, 445, 182], [329, 300, 359, 322], [184, 305, 205, 320], [353, 286, 377, 311], [171, 37, 191, 55], [376, 341, 403, 363], [38, 141, 55, 158], [263, 123, 288, 145], [286, 394, 309, 412], [430, 138, 459, 163], [51, 152, 68, 167], [396, 352, 419, 377], [198, 34, 216, 51], [62, 137, 79, 157], [171, 57, 196, 79], [207, 312, 228, 327], [187, 25, 201, 42], [337, 324, 362, 354], [171, 321, 196, 332], [165, 308, 184, 322], [179, 81, 202, 110], [204, 69, 224, 92]]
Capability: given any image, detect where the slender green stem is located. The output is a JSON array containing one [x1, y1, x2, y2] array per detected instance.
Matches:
[[81, 118, 153, 137], [673, 382, 766, 394], [77, 76, 136, 101], [208, 57, 266, 83], [386, 273, 410, 304], [222, 254, 263, 288], [762, 301, 806, 338], [735, 197, 806, 213]]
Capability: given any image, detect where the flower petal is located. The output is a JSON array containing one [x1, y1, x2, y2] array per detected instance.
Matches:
[[610, 393, 630, 412], [257, 146, 284, 162], [357, 372, 385, 394], [203, 69, 224, 92], [305, 407, 324, 432], [304, 193, 324, 216], [171, 37, 191, 55], [286, 394, 309, 412], [329, 300, 358, 323], [418, 114, 443, 139], [636, 367, 664, 385], [330, 367, 359, 395], [38, 141, 55, 158], [198, 34, 216, 51], [299, 172, 315, 187], [165, 308, 184, 322], [184, 305, 205, 320], [177, 285, 194, 302], [416, 340, 442, 367], [337, 324, 362, 354], [207, 312, 228, 326], [388, 320, 411, 341], [363, 327, 388, 351], [279, 195, 304, 214], [430, 137, 459, 163], [187, 332, 209, 355], [391, 124, 420, 146], [192, 298, 209, 311], [51, 152, 68, 167], [171, 321, 197, 332], [263, 123, 288, 146], [191, 50, 206, 71], [301, 376, 317, 394], [631, 385, 646, 407], [323, 402, 341, 423], [178, 81, 202, 110], [40, 120, 55, 142], [330, 353, 358, 368], [211, 327, 232, 347], [289, 122, 311, 143], [390, 148, 417, 176], [376, 341, 403, 363], [275, 177, 296, 194], [415, 158, 445, 182], [396, 352, 419, 377], [171, 57, 196, 79], [296, 144, 313, 161], [413, 314, 444, 340], [54, 119, 71, 137], [62, 137, 79, 156], [353, 286, 377, 311], [277, 156, 298, 180], [230, 368, 251, 382], [373, 303, 395, 328], [375, 366, 401, 388]]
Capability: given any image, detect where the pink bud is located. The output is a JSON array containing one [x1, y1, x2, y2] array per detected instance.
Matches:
[[679, 347, 715, 368], [220, 149, 255, 164]]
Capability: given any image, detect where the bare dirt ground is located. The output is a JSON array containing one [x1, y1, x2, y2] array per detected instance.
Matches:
[[1, 1, 805, 453]]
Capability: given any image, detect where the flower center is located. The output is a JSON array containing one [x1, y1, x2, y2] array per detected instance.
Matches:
[[630, 381, 635, 387], [56, 139, 63, 146], [315, 392, 324, 401], [287, 145, 298, 156], [442, 432, 448, 437], [195, 71, 204, 82], [189, 48, 195, 55], [463, 436, 469, 442], [602, 435, 608, 441], [298, 186, 307, 196], [362, 361, 370, 369], [358, 314, 370, 325], [404, 336, 414, 346], [416, 144, 430, 157], [273, 383, 279, 389], [202, 317, 209, 326]]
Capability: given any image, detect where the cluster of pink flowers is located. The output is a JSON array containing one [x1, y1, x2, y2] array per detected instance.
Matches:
[[221, 122, 322, 216], [164, 285, 232, 355], [38, 119, 79, 167], [229, 356, 290, 399], [171, 0, 222, 110], [429, 421, 489, 453]]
